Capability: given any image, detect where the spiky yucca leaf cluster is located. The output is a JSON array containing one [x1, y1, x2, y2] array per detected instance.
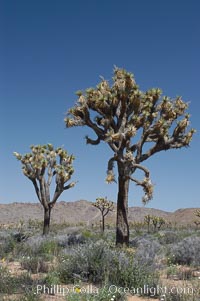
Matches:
[[141, 177, 154, 204]]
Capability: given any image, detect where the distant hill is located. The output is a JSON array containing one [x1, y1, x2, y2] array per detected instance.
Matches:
[[0, 200, 198, 227]]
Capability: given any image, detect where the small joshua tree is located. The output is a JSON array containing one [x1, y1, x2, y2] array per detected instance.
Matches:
[[195, 209, 200, 219], [144, 214, 151, 233], [65, 67, 195, 246], [92, 197, 114, 232], [151, 216, 166, 232], [14, 144, 76, 235], [194, 209, 200, 229], [194, 220, 200, 229]]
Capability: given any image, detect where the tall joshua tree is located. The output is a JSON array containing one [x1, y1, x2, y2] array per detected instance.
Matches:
[[92, 197, 114, 232], [14, 144, 76, 235], [65, 67, 195, 246]]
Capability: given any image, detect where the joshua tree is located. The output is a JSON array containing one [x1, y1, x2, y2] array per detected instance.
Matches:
[[194, 220, 200, 229], [151, 216, 166, 232], [92, 197, 114, 232], [195, 209, 200, 218], [144, 214, 151, 233], [194, 209, 200, 229], [14, 144, 76, 235], [65, 67, 195, 246], [130, 221, 144, 234]]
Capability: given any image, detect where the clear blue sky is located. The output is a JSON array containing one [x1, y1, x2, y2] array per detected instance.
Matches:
[[0, 0, 199, 211]]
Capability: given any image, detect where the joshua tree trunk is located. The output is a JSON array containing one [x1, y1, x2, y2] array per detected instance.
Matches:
[[102, 213, 105, 233], [116, 161, 130, 246], [43, 206, 51, 235]]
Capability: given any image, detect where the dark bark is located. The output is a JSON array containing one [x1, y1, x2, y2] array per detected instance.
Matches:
[[116, 161, 130, 246], [43, 206, 51, 235], [102, 213, 105, 233], [147, 222, 150, 233], [153, 221, 157, 232]]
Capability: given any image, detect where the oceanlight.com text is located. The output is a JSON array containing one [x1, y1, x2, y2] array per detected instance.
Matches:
[[108, 284, 199, 296]]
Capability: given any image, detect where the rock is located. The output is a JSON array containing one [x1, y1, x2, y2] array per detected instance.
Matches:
[[192, 270, 200, 277]]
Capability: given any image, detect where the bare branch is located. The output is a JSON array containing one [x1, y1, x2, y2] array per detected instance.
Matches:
[[129, 176, 143, 186], [31, 179, 42, 204], [85, 135, 101, 145], [132, 163, 150, 177], [63, 181, 77, 190]]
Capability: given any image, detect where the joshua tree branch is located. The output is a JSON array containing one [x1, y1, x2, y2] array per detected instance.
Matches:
[[47, 166, 54, 186], [31, 179, 42, 204], [129, 176, 143, 186], [107, 156, 117, 173], [84, 114, 105, 137], [132, 163, 150, 177], [39, 177, 49, 209], [139, 137, 184, 162], [50, 189, 62, 207], [85, 135, 101, 145], [63, 181, 76, 190]]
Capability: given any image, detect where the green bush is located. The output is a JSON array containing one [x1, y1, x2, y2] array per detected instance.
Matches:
[[17, 237, 62, 260], [57, 240, 159, 293], [0, 235, 17, 258], [168, 236, 200, 266], [0, 266, 33, 294], [44, 270, 60, 286], [20, 256, 49, 273], [13, 291, 42, 301], [37, 240, 60, 258]]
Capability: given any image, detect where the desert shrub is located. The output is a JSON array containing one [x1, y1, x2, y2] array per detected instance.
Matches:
[[177, 266, 193, 280], [166, 264, 178, 279], [158, 231, 181, 245], [37, 239, 60, 257], [0, 266, 33, 294], [168, 236, 200, 266], [20, 256, 49, 273], [58, 240, 113, 283], [67, 233, 85, 245], [79, 229, 109, 242], [44, 270, 60, 286], [130, 237, 162, 268], [81, 229, 95, 239], [0, 266, 14, 293], [0, 230, 11, 240], [129, 233, 158, 246], [27, 218, 43, 230], [55, 233, 85, 247], [21, 236, 61, 259], [12, 231, 29, 242], [164, 294, 182, 301], [163, 289, 200, 301], [57, 240, 159, 292], [0, 235, 17, 257], [14, 292, 42, 301], [129, 236, 143, 247]]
